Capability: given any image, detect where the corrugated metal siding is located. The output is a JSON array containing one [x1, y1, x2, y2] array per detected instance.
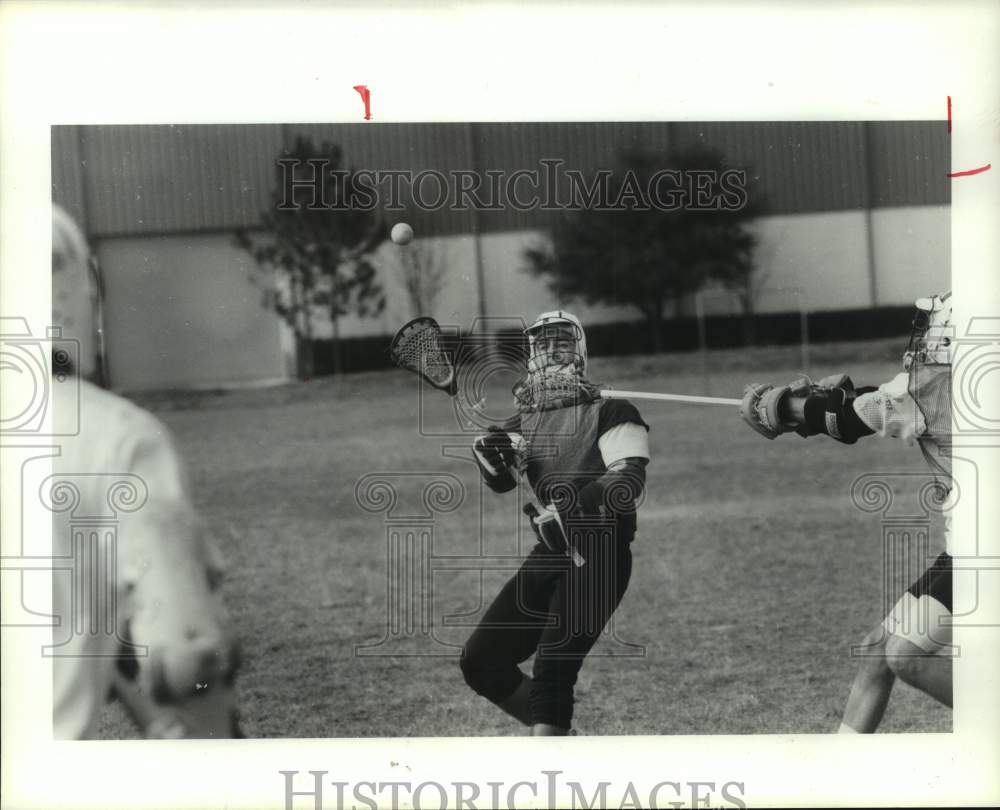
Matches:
[[672, 122, 870, 213], [78, 125, 284, 236], [51, 121, 948, 240], [51, 126, 88, 228], [285, 123, 477, 237], [867, 120, 950, 207], [471, 122, 673, 233]]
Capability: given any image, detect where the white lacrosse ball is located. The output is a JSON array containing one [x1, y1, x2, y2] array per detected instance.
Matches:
[[391, 222, 414, 245]]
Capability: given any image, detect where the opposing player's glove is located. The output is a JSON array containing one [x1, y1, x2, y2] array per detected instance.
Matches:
[[740, 378, 814, 439]]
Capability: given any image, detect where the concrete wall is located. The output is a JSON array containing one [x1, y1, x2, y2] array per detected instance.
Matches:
[[96, 234, 289, 391]]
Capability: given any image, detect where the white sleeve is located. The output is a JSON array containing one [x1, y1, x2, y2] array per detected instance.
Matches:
[[119, 413, 221, 586], [598, 422, 650, 467], [852, 371, 927, 444]]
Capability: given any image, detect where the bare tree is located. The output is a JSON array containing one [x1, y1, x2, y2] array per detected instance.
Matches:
[[393, 238, 450, 318]]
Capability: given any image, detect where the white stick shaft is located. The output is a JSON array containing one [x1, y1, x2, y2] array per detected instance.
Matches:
[[600, 389, 740, 407]]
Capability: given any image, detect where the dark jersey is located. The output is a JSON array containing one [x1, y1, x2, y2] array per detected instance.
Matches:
[[503, 398, 649, 508]]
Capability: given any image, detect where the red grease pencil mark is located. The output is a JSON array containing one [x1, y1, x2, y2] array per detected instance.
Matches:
[[353, 85, 372, 120], [947, 95, 991, 178], [948, 164, 991, 178]]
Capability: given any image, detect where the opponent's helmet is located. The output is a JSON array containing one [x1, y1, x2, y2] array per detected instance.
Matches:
[[52, 205, 100, 380], [524, 310, 588, 377], [903, 291, 952, 370], [904, 291, 953, 481]]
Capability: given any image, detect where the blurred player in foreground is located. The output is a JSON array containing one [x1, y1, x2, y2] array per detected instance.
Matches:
[[460, 311, 650, 735], [51, 205, 242, 738], [741, 292, 953, 732]]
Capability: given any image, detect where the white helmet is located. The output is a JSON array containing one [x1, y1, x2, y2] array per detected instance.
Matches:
[[524, 310, 588, 377], [52, 205, 98, 380], [903, 291, 952, 369]]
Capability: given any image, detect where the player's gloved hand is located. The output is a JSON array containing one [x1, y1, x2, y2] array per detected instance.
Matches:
[[524, 503, 584, 567], [740, 378, 815, 440], [472, 426, 516, 477]]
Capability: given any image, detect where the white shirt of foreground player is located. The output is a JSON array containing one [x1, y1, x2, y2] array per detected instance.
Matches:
[[853, 371, 954, 554], [51, 379, 203, 739]]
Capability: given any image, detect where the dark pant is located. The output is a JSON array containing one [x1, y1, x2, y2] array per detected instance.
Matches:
[[460, 524, 633, 728]]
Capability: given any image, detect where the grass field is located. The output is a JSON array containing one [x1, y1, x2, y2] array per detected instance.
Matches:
[[98, 337, 950, 738]]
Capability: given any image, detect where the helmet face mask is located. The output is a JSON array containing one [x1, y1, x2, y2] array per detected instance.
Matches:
[[903, 292, 952, 370], [516, 310, 591, 411], [524, 310, 587, 378], [526, 322, 585, 376]]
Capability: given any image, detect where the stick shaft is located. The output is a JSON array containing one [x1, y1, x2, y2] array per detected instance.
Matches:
[[599, 389, 740, 407]]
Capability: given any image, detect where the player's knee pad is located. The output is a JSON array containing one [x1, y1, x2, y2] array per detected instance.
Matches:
[[459, 649, 521, 701], [883, 632, 942, 684], [882, 593, 952, 656]]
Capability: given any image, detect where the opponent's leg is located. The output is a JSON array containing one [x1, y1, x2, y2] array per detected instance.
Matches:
[[459, 546, 563, 726], [839, 627, 895, 733], [882, 554, 953, 707], [840, 554, 953, 731], [529, 528, 633, 734]]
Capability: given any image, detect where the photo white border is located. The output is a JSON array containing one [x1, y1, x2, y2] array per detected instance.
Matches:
[[2, 1, 998, 808]]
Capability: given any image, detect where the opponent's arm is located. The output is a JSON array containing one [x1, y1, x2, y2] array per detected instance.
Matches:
[[741, 374, 878, 444]]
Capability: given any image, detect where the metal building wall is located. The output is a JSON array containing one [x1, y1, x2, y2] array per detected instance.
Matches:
[[61, 125, 284, 237], [52, 120, 949, 240], [866, 120, 950, 207], [51, 127, 88, 227]]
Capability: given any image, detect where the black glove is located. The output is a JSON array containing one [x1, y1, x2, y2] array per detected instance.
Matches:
[[473, 427, 518, 493], [473, 426, 516, 473]]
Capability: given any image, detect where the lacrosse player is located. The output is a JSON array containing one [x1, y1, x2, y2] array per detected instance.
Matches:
[[460, 311, 650, 735], [740, 292, 953, 733], [51, 205, 241, 738]]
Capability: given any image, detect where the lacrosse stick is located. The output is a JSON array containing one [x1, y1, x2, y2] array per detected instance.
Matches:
[[390, 318, 740, 408], [597, 389, 740, 407], [389, 316, 458, 395]]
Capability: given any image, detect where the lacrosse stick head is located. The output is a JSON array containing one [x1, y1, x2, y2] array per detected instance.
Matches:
[[389, 316, 458, 395]]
